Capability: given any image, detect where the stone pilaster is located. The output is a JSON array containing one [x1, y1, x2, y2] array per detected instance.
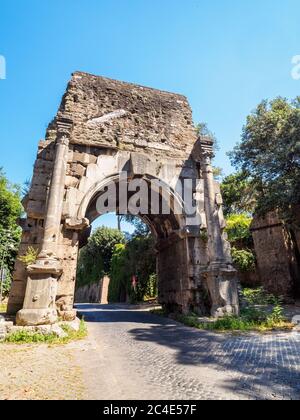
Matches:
[[16, 118, 73, 326], [198, 137, 239, 317]]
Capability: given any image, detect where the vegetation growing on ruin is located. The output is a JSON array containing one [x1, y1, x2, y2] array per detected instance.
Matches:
[[152, 292, 293, 333], [0, 303, 7, 313], [4, 320, 87, 345], [18, 246, 39, 266]]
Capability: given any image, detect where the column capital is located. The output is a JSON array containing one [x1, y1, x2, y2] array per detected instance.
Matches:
[[56, 116, 74, 139], [198, 136, 215, 161]]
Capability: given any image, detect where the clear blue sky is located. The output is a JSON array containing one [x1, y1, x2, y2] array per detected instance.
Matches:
[[0, 0, 299, 229]]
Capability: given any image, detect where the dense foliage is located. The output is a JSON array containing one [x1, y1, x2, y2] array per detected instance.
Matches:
[[223, 213, 255, 273], [231, 248, 256, 273], [221, 172, 256, 216], [76, 227, 125, 288], [109, 235, 157, 303], [225, 213, 252, 244], [121, 214, 151, 237], [76, 217, 157, 303], [0, 169, 23, 296], [230, 97, 300, 219]]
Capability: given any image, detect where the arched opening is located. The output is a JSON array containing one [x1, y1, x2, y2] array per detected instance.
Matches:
[[75, 174, 191, 312], [75, 212, 157, 305]]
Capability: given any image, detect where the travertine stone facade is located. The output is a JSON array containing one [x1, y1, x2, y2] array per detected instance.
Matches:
[[8, 72, 239, 325]]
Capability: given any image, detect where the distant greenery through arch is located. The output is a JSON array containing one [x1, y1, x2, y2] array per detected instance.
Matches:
[[76, 217, 157, 304]]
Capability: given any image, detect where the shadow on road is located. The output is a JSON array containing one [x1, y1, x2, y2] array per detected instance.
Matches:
[[77, 303, 300, 400]]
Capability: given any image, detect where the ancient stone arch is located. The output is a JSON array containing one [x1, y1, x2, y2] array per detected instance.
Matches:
[[7, 72, 239, 326]]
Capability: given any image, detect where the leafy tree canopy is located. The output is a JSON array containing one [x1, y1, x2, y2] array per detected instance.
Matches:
[[0, 169, 23, 296], [230, 97, 300, 218], [225, 213, 253, 244], [76, 226, 125, 288], [0, 168, 23, 231], [109, 236, 157, 303], [121, 215, 151, 237], [221, 172, 257, 216]]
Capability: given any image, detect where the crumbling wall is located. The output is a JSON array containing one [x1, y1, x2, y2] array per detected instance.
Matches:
[[251, 212, 300, 301], [75, 276, 110, 304], [57, 72, 197, 157]]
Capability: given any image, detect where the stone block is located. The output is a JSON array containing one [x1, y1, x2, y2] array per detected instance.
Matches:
[[70, 163, 86, 177], [26, 200, 45, 218], [32, 173, 51, 187], [29, 185, 47, 201], [34, 159, 53, 173], [130, 153, 149, 175], [65, 176, 79, 188], [97, 155, 118, 176], [78, 176, 93, 193], [86, 163, 102, 180], [73, 151, 95, 165], [134, 139, 148, 148], [58, 317, 81, 332]]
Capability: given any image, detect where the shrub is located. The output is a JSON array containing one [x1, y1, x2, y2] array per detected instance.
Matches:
[[152, 301, 292, 333], [231, 248, 256, 272], [225, 213, 252, 243], [267, 304, 285, 323], [242, 287, 281, 305]]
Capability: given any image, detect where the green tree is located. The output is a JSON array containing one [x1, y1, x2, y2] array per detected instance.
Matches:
[[0, 169, 22, 231], [126, 235, 156, 302], [76, 226, 125, 288], [109, 236, 157, 304], [195, 122, 219, 151], [224, 213, 256, 274], [230, 97, 300, 218], [108, 244, 128, 302], [221, 172, 257, 216], [121, 215, 150, 237], [225, 213, 253, 244], [0, 169, 23, 297]]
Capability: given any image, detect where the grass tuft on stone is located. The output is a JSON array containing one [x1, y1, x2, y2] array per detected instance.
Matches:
[[0, 303, 7, 313], [4, 320, 88, 345]]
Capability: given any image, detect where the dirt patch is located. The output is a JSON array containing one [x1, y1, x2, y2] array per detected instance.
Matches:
[[0, 343, 85, 400]]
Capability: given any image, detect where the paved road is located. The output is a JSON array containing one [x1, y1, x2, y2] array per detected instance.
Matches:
[[75, 304, 300, 400]]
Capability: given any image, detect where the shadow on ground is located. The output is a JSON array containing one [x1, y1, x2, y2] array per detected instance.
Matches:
[[77, 303, 300, 400]]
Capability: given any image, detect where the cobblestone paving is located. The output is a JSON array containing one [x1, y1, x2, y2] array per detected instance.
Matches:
[[76, 304, 300, 400]]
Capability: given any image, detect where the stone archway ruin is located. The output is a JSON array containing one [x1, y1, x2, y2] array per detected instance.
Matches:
[[7, 72, 239, 326]]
